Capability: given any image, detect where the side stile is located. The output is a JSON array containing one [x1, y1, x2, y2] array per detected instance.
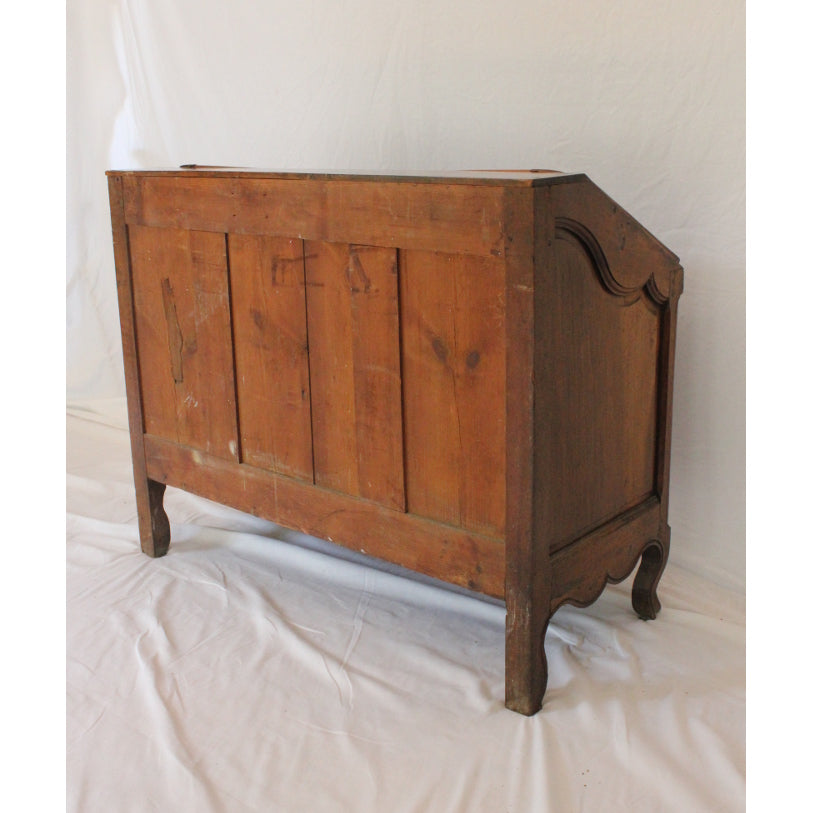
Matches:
[[632, 266, 683, 618], [503, 186, 551, 715], [107, 176, 169, 556], [654, 269, 683, 520]]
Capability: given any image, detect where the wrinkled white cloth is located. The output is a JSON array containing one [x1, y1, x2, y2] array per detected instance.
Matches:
[[67, 400, 744, 812]]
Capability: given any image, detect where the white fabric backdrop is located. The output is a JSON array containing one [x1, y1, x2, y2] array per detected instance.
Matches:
[[67, 2, 745, 809], [68, 0, 744, 593]]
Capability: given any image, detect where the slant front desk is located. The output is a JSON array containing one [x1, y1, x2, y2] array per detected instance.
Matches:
[[107, 168, 683, 715]]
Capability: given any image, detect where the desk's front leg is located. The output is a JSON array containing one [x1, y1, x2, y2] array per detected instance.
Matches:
[[505, 584, 552, 716], [503, 186, 549, 715]]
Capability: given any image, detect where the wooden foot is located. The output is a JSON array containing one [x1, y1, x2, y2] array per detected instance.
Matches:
[[631, 530, 669, 620], [505, 603, 552, 716], [139, 478, 171, 558]]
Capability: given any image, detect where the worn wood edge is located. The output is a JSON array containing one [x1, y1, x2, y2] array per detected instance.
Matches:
[[142, 434, 506, 598], [580, 177, 682, 263], [654, 290, 681, 517], [106, 167, 587, 188], [551, 179, 682, 302], [549, 496, 662, 613]]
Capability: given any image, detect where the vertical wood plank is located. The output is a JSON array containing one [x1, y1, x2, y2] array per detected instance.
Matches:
[[400, 250, 506, 536], [305, 241, 405, 510], [400, 253, 459, 527], [304, 241, 358, 495], [229, 235, 314, 481], [129, 225, 239, 461], [349, 245, 405, 510]]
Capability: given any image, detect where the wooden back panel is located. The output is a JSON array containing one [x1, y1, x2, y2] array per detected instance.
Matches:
[[120, 173, 510, 594]]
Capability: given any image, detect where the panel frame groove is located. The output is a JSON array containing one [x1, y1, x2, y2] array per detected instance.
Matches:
[[394, 247, 410, 515], [224, 232, 244, 464], [301, 236, 318, 485]]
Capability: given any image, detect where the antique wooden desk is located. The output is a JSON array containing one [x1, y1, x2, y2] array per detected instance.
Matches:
[[107, 167, 682, 715]]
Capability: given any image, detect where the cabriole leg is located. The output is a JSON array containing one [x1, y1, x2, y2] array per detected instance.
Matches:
[[631, 530, 670, 619], [136, 477, 170, 558], [505, 599, 552, 716]]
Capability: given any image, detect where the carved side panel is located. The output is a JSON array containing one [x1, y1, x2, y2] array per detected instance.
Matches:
[[536, 223, 662, 553]]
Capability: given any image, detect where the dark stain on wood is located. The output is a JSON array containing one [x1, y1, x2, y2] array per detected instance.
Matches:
[[347, 247, 372, 294], [160, 277, 184, 383], [431, 336, 448, 362]]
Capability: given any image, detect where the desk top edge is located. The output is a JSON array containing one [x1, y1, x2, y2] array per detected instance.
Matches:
[[106, 166, 587, 187]]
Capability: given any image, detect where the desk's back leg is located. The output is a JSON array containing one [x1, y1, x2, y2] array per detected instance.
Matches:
[[631, 532, 669, 619], [136, 478, 170, 558]]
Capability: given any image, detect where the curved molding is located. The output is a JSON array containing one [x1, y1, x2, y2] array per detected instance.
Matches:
[[644, 274, 670, 307], [549, 497, 663, 615], [551, 537, 662, 615], [550, 539, 660, 614], [555, 217, 672, 306]]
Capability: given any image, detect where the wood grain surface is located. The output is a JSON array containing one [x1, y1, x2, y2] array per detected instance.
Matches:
[[305, 241, 405, 510], [399, 249, 506, 536], [229, 234, 313, 480], [129, 224, 239, 461]]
